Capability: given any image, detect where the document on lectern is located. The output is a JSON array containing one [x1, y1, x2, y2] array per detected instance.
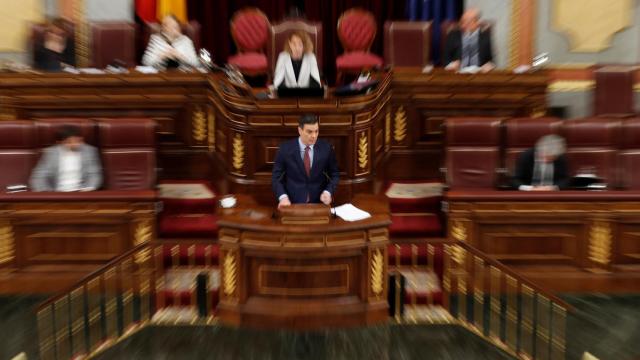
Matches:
[[332, 203, 371, 222]]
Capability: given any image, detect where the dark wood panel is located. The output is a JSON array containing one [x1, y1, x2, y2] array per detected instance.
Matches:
[[217, 194, 389, 329]]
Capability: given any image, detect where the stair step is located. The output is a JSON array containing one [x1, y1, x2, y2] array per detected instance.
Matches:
[[159, 214, 219, 239], [384, 181, 444, 213], [390, 214, 443, 237], [158, 180, 217, 215]]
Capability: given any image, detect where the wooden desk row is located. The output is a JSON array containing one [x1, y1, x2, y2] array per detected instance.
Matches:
[[447, 190, 640, 292], [0, 191, 155, 293], [0, 70, 548, 204]]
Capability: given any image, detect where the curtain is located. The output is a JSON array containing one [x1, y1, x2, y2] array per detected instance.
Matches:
[[186, 0, 405, 84], [406, 0, 462, 65]]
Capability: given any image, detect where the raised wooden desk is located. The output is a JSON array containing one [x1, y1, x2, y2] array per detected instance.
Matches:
[[216, 194, 391, 329]]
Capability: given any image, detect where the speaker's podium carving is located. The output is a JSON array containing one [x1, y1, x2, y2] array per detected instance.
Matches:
[[217, 194, 390, 329]]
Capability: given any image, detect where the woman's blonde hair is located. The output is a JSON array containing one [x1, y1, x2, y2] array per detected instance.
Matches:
[[283, 31, 314, 54]]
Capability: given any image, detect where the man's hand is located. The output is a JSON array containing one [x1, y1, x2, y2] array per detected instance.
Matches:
[[320, 191, 332, 205], [531, 185, 558, 191], [278, 197, 291, 209], [445, 60, 460, 71], [480, 62, 496, 73]]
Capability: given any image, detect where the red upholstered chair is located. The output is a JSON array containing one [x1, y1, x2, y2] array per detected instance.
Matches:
[[444, 117, 502, 189], [336, 8, 383, 83], [97, 118, 156, 190], [267, 19, 323, 72], [90, 22, 136, 68], [503, 117, 563, 175], [383, 21, 431, 68], [617, 118, 640, 189], [34, 118, 97, 148], [561, 117, 621, 187], [228, 8, 270, 76], [0, 121, 38, 190]]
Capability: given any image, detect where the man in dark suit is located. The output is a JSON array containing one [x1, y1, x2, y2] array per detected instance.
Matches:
[[512, 135, 570, 191], [443, 8, 494, 73], [272, 114, 340, 209]]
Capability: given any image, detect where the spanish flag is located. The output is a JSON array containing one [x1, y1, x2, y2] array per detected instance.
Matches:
[[156, 0, 188, 23]]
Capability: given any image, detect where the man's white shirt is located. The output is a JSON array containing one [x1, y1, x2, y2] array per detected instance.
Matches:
[[56, 148, 82, 192]]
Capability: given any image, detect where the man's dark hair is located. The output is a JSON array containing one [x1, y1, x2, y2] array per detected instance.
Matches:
[[56, 125, 82, 142], [298, 114, 318, 129]]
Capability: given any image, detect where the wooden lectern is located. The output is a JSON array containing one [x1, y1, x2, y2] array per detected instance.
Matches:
[[216, 194, 391, 329]]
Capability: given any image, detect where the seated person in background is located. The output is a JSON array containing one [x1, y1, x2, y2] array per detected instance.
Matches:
[[34, 18, 76, 71], [273, 31, 321, 89], [512, 134, 570, 191], [142, 14, 200, 70], [443, 8, 495, 73], [30, 125, 102, 192], [272, 114, 339, 209]]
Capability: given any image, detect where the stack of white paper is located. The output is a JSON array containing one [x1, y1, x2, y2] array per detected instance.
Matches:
[[135, 66, 159, 74], [333, 203, 371, 222]]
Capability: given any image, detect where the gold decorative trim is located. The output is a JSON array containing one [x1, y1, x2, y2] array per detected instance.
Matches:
[[450, 220, 467, 242], [548, 80, 595, 92], [232, 133, 245, 171], [0, 221, 15, 266], [370, 248, 384, 296], [384, 109, 391, 151], [192, 107, 207, 142], [207, 108, 215, 151], [547, 63, 596, 69], [73, 0, 90, 67], [134, 221, 152, 246], [588, 220, 611, 265], [393, 106, 407, 142], [357, 132, 368, 170], [508, 0, 522, 69], [222, 251, 238, 297]]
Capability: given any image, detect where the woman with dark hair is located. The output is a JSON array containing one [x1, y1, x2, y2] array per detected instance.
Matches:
[[142, 14, 200, 70], [34, 18, 76, 71], [273, 31, 321, 89]]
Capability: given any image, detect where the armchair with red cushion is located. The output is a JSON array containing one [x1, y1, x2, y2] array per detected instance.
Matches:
[[90, 22, 136, 68], [97, 118, 157, 190], [228, 8, 271, 77], [335, 8, 383, 84], [383, 21, 431, 68], [0, 121, 38, 191]]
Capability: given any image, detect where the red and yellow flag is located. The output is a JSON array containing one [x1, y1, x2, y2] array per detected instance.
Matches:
[[156, 0, 188, 23], [135, 0, 157, 22]]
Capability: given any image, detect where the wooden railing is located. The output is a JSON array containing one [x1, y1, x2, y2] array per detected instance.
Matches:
[[37, 240, 224, 359], [390, 239, 572, 360], [38, 238, 571, 360], [36, 242, 157, 360]]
